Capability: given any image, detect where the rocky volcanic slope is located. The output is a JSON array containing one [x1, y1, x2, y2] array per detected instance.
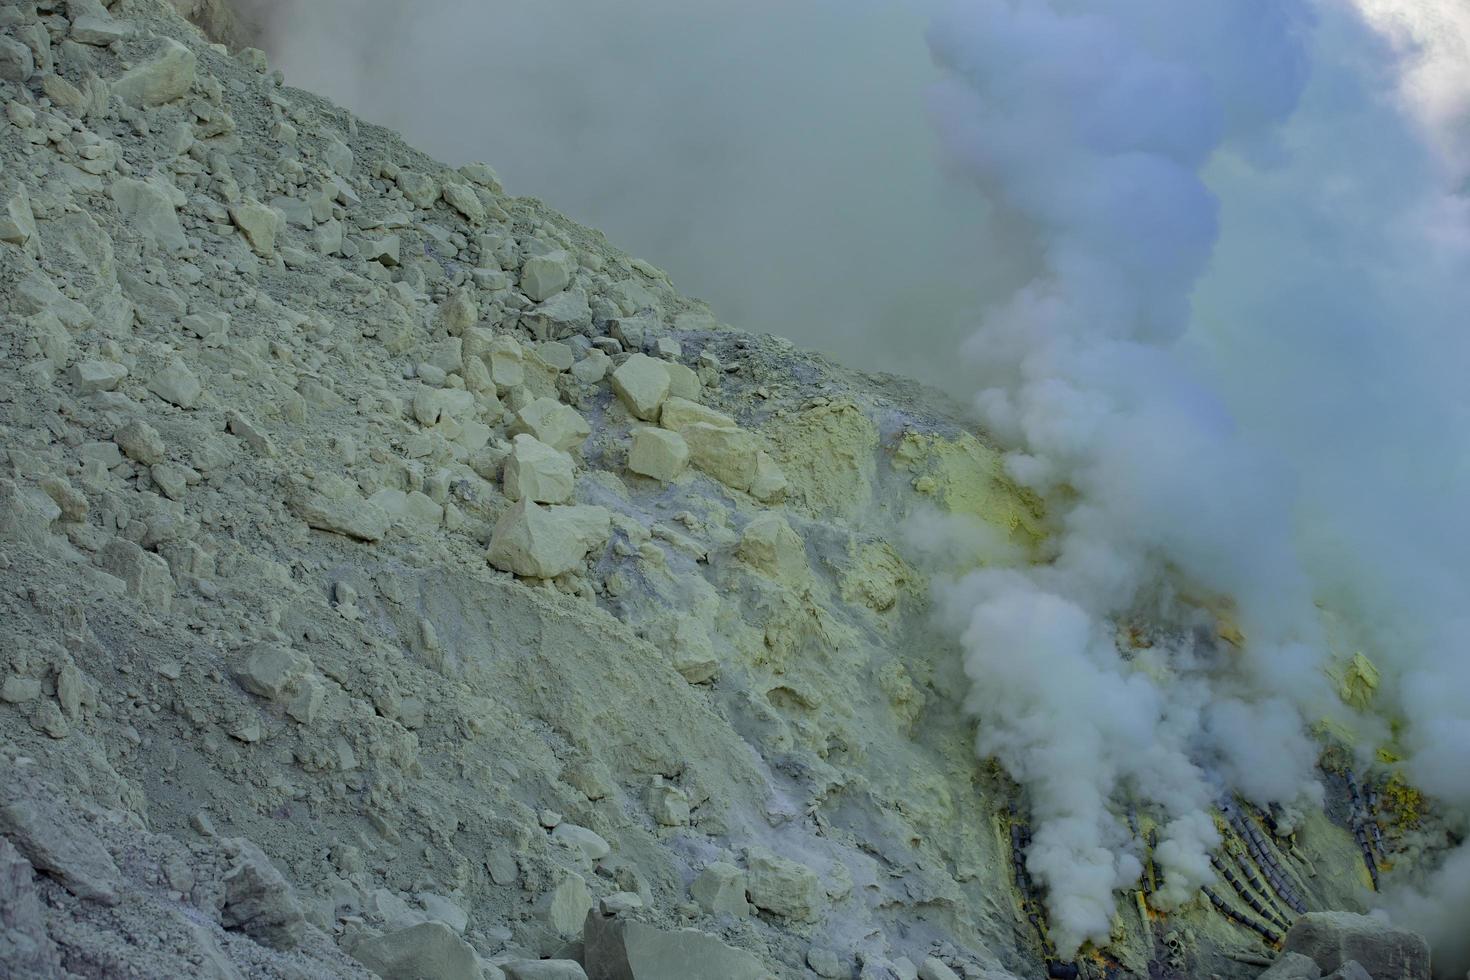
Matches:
[[0, 2, 1441, 979]]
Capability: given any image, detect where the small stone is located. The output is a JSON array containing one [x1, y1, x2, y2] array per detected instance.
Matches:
[[570, 349, 611, 385], [599, 892, 644, 915], [396, 170, 439, 208], [611, 353, 672, 421], [441, 182, 485, 224], [0, 186, 37, 248], [504, 434, 576, 504], [111, 178, 186, 254], [289, 484, 389, 542], [504, 961, 588, 980], [0, 36, 35, 84], [71, 14, 130, 45], [113, 38, 196, 107], [919, 958, 961, 980], [364, 235, 401, 267], [536, 874, 593, 938]]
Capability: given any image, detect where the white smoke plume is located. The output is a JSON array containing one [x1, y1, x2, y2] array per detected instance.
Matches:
[[247, 0, 1470, 969], [928, 0, 1470, 965]]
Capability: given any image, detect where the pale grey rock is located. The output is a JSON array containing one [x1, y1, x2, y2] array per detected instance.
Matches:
[[808, 948, 844, 979], [611, 354, 672, 421], [1258, 952, 1322, 980], [100, 538, 174, 613], [69, 359, 128, 393], [113, 38, 196, 106], [0, 798, 120, 905], [0, 36, 34, 83], [487, 501, 611, 579], [0, 186, 37, 249], [147, 361, 202, 408], [523, 287, 591, 340], [228, 199, 281, 257], [1283, 912, 1429, 980], [288, 486, 389, 542], [690, 862, 750, 918], [627, 428, 688, 483], [395, 170, 438, 208], [505, 960, 589, 980], [231, 643, 311, 701], [111, 178, 187, 254], [508, 398, 591, 452], [351, 921, 479, 980], [114, 419, 166, 464], [0, 838, 63, 977], [504, 434, 576, 505], [416, 892, 469, 934], [521, 249, 577, 302], [645, 778, 689, 827], [218, 839, 306, 950], [919, 958, 961, 980], [71, 14, 130, 46], [441, 182, 484, 224], [745, 846, 821, 922], [583, 911, 768, 980], [551, 823, 611, 865], [536, 874, 593, 939]]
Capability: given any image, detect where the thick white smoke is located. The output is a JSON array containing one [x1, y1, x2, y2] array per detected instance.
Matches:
[[928, 0, 1470, 966], [247, 0, 1470, 968]]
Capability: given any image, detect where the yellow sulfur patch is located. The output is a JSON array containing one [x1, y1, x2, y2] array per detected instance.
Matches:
[[1336, 652, 1381, 710], [893, 431, 1046, 546]]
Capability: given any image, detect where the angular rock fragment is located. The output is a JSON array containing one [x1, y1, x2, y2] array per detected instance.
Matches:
[[0, 799, 120, 905], [218, 840, 306, 950], [744, 846, 821, 922], [611, 354, 672, 421], [504, 434, 576, 504], [505, 960, 589, 980], [231, 643, 311, 701], [113, 38, 196, 107], [690, 862, 750, 917], [583, 910, 767, 980], [288, 485, 389, 542], [228, 199, 281, 258], [100, 538, 174, 613], [0, 838, 64, 976], [509, 398, 592, 452], [521, 249, 577, 302], [111, 178, 187, 254], [487, 501, 610, 579], [1283, 912, 1429, 980], [350, 921, 480, 979]]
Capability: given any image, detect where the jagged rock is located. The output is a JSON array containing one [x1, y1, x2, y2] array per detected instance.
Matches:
[[571, 349, 611, 385], [583, 910, 768, 980], [0, 37, 35, 84], [231, 643, 311, 701], [395, 170, 438, 208], [658, 397, 735, 432], [113, 38, 196, 107], [677, 423, 786, 501], [148, 361, 202, 408], [488, 500, 611, 578], [0, 838, 63, 978], [505, 961, 589, 980], [0, 186, 37, 249], [1258, 951, 1322, 980], [68, 360, 128, 393], [368, 488, 444, 528], [919, 958, 961, 980], [114, 419, 166, 464], [505, 434, 576, 504], [218, 839, 306, 950], [745, 847, 821, 922], [523, 287, 591, 340], [111, 178, 187, 254], [536, 874, 594, 938], [0, 798, 120, 905], [288, 483, 389, 542], [690, 862, 751, 918], [645, 778, 689, 827], [551, 823, 611, 865], [509, 398, 592, 452], [808, 948, 844, 979], [611, 354, 672, 421], [1324, 963, 1372, 980], [441, 182, 485, 224], [0, 481, 59, 548], [1283, 912, 1429, 980], [350, 921, 479, 980], [737, 512, 807, 582], [417, 892, 469, 934], [228, 199, 281, 257], [71, 13, 130, 46], [100, 538, 175, 613], [521, 250, 577, 302]]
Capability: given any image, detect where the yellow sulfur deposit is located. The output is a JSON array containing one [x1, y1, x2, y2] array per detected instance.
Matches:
[[1336, 651, 1381, 710], [892, 430, 1045, 545]]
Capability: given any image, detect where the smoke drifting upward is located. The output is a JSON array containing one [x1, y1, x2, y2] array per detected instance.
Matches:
[[246, 0, 1011, 393], [928, 0, 1470, 966], [250, 0, 1470, 969]]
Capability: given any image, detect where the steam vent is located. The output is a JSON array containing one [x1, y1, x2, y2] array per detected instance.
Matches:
[[1, 2, 1466, 979]]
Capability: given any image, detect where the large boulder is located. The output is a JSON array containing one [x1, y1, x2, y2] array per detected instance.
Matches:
[[113, 38, 197, 107], [350, 921, 479, 980], [583, 910, 768, 980], [488, 501, 610, 579], [1282, 912, 1429, 980]]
